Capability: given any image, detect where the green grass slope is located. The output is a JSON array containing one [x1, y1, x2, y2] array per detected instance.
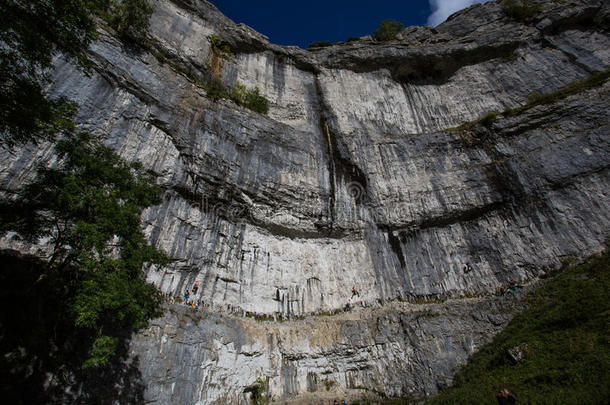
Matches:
[[427, 250, 610, 405]]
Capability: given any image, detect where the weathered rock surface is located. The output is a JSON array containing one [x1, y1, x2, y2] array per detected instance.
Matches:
[[1, 0, 609, 402], [133, 297, 517, 404]]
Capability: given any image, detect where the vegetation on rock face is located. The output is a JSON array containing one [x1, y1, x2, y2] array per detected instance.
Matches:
[[450, 68, 610, 133], [479, 112, 498, 127], [199, 35, 269, 114], [0, 0, 153, 150], [373, 19, 404, 41], [229, 82, 270, 115], [0, 0, 164, 373], [0, 132, 168, 367], [201, 79, 269, 114], [426, 250, 610, 404], [244, 377, 269, 404], [309, 41, 333, 49], [0, 0, 97, 148], [501, 0, 541, 23], [209, 33, 234, 56], [503, 68, 610, 116], [107, 0, 154, 43]]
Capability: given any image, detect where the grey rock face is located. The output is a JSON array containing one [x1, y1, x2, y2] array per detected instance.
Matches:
[[132, 297, 517, 404], [1, 0, 609, 402]]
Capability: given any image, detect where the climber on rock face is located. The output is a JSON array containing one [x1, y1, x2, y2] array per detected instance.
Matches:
[[184, 290, 189, 304], [352, 285, 360, 297], [192, 281, 199, 294]]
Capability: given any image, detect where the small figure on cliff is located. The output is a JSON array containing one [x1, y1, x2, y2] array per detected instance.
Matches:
[[333, 400, 338, 405], [496, 388, 516, 405], [352, 285, 360, 297], [184, 290, 189, 304], [192, 281, 199, 294], [508, 280, 522, 297], [463, 262, 473, 274], [341, 400, 349, 405]]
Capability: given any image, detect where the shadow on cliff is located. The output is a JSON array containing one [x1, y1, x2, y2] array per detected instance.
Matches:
[[0, 249, 146, 404]]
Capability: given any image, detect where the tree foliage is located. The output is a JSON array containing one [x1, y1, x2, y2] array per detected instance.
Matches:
[[0, 0, 160, 371], [0, 0, 98, 148], [108, 0, 154, 43], [0, 0, 152, 149], [0, 132, 168, 367], [373, 19, 404, 42]]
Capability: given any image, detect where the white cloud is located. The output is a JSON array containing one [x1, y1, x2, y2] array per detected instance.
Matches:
[[427, 0, 492, 27]]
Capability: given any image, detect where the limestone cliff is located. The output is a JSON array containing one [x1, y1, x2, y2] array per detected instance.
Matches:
[[1, 0, 609, 403]]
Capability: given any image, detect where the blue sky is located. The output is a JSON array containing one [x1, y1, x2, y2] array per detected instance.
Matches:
[[210, 0, 491, 48]]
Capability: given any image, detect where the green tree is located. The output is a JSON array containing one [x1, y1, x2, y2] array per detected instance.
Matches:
[[0, 0, 99, 148], [373, 19, 404, 41], [110, 0, 154, 43], [0, 132, 168, 367], [0, 0, 159, 371], [0, 0, 152, 149]]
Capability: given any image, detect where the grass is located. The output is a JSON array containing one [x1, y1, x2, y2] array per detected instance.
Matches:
[[426, 249, 610, 405], [503, 68, 610, 117], [448, 68, 610, 133]]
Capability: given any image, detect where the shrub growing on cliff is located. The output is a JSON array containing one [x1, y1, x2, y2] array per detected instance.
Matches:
[[502, 0, 541, 23], [243, 87, 270, 114], [228, 82, 270, 114], [209, 33, 234, 56], [373, 19, 404, 41], [479, 112, 498, 127], [244, 377, 269, 404], [109, 0, 154, 43]]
